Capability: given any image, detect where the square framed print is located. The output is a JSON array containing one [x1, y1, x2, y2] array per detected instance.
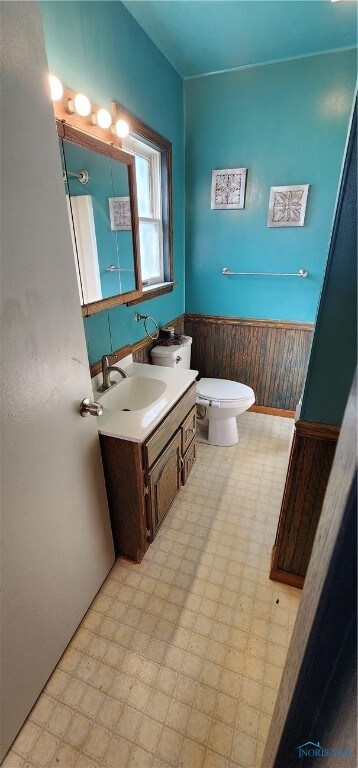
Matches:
[[108, 196, 131, 230], [267, 184, 309, 227], [211, 168, 247, 210]]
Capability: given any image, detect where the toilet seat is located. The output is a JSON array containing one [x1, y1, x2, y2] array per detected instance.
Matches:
[[197, 378, 254, 405]]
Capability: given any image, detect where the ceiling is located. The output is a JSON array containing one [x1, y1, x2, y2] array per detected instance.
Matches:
[[123, 0, 357, 78]]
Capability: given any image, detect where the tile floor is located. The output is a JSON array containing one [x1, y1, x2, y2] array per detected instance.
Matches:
[[5, 412, 301, 768]]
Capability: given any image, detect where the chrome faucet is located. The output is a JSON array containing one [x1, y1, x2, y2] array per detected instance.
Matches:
[[98, 355, 127, 391]]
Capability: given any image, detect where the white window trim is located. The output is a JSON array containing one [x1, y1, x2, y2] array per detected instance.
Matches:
[[122, 136, 164, 286]]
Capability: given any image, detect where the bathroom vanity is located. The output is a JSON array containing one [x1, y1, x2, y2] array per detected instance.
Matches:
[[96, 358, 198, 562]]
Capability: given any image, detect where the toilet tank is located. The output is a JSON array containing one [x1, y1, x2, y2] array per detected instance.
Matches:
[[151, 335, 192, 369]]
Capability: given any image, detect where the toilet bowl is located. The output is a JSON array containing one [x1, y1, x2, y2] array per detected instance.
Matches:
[[150, 336, 255, 446], [196, 378, 255, 446]]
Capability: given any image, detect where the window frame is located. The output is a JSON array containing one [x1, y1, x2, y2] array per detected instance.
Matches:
[[112, 102, 174, 305], [123, 136, 164, 286]]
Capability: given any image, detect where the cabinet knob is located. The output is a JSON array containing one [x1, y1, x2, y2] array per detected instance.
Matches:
[[175, 356, 182, 364]]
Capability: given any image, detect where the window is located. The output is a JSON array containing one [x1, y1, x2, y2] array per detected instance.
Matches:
[[123, 135, 163, 286], [115, 102, 173, 303]]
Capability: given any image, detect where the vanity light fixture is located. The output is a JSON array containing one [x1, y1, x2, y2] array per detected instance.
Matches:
[[93, 107, 112, 129], [49, 74, 63, 101], [114, 118, 130, 138], [68, 93, 92, 117]]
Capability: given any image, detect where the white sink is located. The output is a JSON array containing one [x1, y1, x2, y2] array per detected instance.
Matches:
[[99, 376, 166, 412], [95, 358, 198, 443]]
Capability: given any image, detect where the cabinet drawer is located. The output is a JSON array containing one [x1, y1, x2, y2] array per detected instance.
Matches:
[[182, 439, 196, 486], [181, 406, 196, 454], [143, 383, 196, 468]]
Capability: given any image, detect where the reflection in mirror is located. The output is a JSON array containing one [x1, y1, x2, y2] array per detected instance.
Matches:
[[60, 138, 136, 305]]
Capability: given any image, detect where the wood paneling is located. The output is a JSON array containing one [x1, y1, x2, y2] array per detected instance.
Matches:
[[184, 314, 313, 411], [263, 372, 357, 768], [270, 419, 339, 587]]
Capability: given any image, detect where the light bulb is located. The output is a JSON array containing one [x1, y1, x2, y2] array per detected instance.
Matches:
[[49, 74, 63, 101], [95, 108, 112, 129], [115, 118, 129, 138], [68, 93, 91, 117]]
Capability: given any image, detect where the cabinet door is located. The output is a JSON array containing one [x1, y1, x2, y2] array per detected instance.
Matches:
[[146, 431, 182, 538], [182, 439, 196, 485], [181, 406, 197, 454]]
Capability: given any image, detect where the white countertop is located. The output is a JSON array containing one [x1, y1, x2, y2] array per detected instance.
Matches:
[[94, 356, 198, 443]]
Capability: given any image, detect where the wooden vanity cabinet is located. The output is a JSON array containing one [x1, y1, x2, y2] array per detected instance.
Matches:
[[100, 383, 196, 562]]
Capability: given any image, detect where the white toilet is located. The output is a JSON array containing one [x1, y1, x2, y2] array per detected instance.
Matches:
[[151, 336, 255, 446]]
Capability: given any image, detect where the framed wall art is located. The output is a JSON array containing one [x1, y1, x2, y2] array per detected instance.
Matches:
[[108, 196, 132, 230], [211, 168, 247, 210], [267, 184, 309, 227]]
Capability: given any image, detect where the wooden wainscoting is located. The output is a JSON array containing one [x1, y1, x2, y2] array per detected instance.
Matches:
[[184, 314, 313, 411], [270, 419, 340, 589]]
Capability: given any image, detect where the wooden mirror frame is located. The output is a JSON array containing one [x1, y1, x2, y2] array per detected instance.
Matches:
[[55, 87, 142, 316]]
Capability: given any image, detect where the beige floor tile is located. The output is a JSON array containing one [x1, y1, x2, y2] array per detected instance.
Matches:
[[47, 704, 73, 737], [128, 746, 153, 767], [116, 705, 142, 741], [166, 700, 190, 734], [236, 702, 260, 737], [220, 669, 241, 698], [97, 696, 123, 730], [157, 728, 183, 765], [173, 674, 197, 705], [83, 724, 111, 760], [179, 738, 206, 768], [204, 749, 230, 768], [240, 678, 262, 709], [30, 732, 59, 766], [12, 722, 41, 758], [49, 743, 79, 767], [66, 714, 91, 749], [195, 683, 217, 716], [214, 694, 237, 726], [137, 715, 162, 753], [30, 695, 56, 727], [208, 720, 233, 758], [187, 709, 211, 742], [146, 690, 171, 722]]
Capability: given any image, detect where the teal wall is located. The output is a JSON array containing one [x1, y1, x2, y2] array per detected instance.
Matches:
[[185, 50, 357, 321], [41, 0, 184, 364], [301, 107, 357, 426]]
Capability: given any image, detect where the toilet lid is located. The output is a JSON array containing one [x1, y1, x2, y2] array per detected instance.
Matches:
[[197, 378, 254, 402]]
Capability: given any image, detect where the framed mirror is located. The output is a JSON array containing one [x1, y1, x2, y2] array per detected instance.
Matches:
[[57, 120, 142, 316]]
